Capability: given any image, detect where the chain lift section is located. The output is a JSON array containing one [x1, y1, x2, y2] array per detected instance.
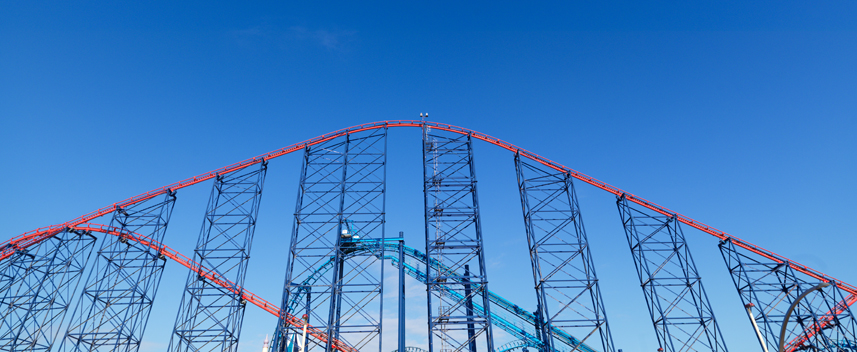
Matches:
[[59, 191, 176, 352], [719, 238, 857, 352], [617, 195, 727, 352], [275, 128, 387, 352], [169, 161, 267, 352], [422, 126, 494, 352], [0, 229, 96, 352], [514, 153, 614, 352]]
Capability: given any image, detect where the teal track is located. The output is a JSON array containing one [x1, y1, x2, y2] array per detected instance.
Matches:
[[281, 241, 597, 352]]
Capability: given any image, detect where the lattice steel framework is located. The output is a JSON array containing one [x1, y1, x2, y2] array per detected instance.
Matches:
[[60, 191, 176, 352], [0, 228, 96, 351], [0, 253, 24, 305], [720, 238, 857, 352], [5, 120, 857, 352], [514, 154, 614, 352], [617, 195, 727, 352], [422, 126, 494, 352], [170, 161, 267, 352], [274, 128, 387, 352]]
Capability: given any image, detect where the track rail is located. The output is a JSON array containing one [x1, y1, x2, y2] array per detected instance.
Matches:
[[69, 223, 358, 352], [3, 120, 853, 298], [783, 293, 857, 352]]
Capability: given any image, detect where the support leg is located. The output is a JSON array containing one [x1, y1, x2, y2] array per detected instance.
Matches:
[[617, 194, 728, 352], [515, 153, 614, 352], [59, 191, 176, 352], [169, 161, 267, 352]]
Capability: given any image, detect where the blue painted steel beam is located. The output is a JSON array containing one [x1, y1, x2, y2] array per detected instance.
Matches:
[[422, 126, 494, 352], [390, 249, 539, 349], [282, 240, 586, 350], [720, 237, 857, 352], [169, 161, 267, 352], [276, 239, 590, 352], [398, 237, 406, 352], [515, 153, 614, 352], [464, 265, 477, 352], [617, 194, 727, 352], [0, 229, 96, 351], [0, 252, 26, 303], [274, 128, 387, 352], [59, 191, 176, 352]]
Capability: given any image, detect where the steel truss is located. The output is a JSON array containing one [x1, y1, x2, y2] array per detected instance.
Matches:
[[0, 228, 96, 351], [60, 191, 177, 352], [275, 128, 387, 352], [422, 126, 494, 352], [515, 154, 614, 352], [0, 254, 25, 309], [720, 238, 857, 352], [617, 195, 727, 352], [170, 161, 268, 352]]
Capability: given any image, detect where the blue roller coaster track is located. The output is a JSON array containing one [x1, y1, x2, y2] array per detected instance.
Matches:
[[275, 234, 596, 352], [392, 340, 543, 352]]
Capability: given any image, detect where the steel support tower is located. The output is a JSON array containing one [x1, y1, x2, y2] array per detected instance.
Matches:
[[0, 228, 96, 351], [8, 120, 857, 352], [60, 191, 176, 352], [170, 161, 267, 352], [275, 128, 387, 352], [422, 126, 494, 352], [720, 238, 857, 352], [398, 238, 406, 352], [617, 195, 727, 352], [514, 153, 614, 352]]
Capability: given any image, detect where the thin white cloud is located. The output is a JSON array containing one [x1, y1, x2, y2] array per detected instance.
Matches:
[[229, 25, 356, 51], [288, 26, 356, 50]]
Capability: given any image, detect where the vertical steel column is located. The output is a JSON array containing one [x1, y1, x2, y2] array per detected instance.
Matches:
[[533, 308, 543, 348], [616, 194, 727, 352], [398, 237, 406, 352], [169, 161, 267, 352], [514, 153, 614, 352], [60, 191, 176, 352], [463, 265, 476, 352], [422, 126, 494, 352], [0, 229, 97, 352], [274, 128, 387, 352], [720, 238, 857, 352]]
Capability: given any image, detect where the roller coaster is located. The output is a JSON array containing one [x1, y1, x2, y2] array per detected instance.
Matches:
[[1, 120, 855, 352]]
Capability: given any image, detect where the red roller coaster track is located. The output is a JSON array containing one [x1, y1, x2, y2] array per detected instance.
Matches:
[[68, 223, 357, 352], [0, 120, 850, 351]]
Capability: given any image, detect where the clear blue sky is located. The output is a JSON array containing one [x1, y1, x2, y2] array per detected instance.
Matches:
[[2, 2, 856, 352]]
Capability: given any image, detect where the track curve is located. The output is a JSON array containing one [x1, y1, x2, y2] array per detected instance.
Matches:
[[284, 240, 594, 352], [61, 224, 585, 352], [67, 223, 357, 352], [2, 120, 853, 310]]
